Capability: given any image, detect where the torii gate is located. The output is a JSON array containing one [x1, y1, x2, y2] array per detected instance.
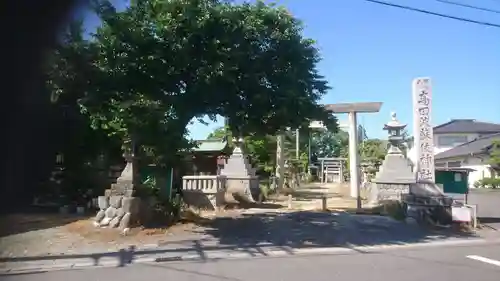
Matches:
[[324, 102, 383, 207]]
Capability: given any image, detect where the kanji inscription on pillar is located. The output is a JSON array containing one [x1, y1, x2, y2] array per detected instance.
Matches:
[[412, 77, 435, 182]]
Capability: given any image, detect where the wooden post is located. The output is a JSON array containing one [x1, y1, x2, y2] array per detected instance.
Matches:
[[322, 196, 327, 211], [288, 194, 293, 209]]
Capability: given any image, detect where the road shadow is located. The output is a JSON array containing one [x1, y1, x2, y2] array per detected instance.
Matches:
[[194, 211, 477, 249], [478, 217, 500, 224], [298, 186, 330, 191], [478, 217, 500, 231], [290, 191, 342, 200], [0, 210, 480, 272], [0, 207, 90, 237], [225, 202, 285, 210]]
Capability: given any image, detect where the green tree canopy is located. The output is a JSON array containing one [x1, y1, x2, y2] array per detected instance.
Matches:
[[488, 140, 500, 172], [310, 130, 349, 159], [206, 126, 229, 140], [360, 138, 387, 162], [49, 0, 337, 170]]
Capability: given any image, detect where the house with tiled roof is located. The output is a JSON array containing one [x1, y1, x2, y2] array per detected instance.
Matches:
[[410, 119, 500, 189], [432, 119, 500, 155]]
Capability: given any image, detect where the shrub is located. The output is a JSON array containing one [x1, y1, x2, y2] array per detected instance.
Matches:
[[379, 200, 407, 221], [476, 177, 500, 189]]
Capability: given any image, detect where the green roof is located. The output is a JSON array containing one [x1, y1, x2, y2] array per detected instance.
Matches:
[[193, 139, 227, 152]]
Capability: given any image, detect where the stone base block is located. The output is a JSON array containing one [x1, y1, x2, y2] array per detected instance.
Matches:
[[224, 177, 261, 204], [93, 196, 141, 230], [110, 183, 135, 197], [183, 190, 225, 210], [368, 183, 410, 205]]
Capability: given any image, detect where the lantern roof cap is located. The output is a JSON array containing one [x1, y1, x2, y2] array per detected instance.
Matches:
[[383, 112, 407, 130]]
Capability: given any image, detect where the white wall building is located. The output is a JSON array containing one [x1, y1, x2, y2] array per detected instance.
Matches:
[[408, 119, 500, 188]]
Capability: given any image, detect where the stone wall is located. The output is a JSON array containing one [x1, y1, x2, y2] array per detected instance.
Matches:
[[94, 195, 140, 229]]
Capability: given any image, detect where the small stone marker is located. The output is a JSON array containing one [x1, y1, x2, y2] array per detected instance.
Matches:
[[321, 196, 327, 211]]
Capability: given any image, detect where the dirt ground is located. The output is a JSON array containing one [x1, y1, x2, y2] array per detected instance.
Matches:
[[0, 208, 265, 258], [267, 182, 366, 211], [0, 182, 366, 258]]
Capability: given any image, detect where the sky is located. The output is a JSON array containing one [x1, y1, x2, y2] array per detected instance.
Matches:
[[82, 0, 500, 140]]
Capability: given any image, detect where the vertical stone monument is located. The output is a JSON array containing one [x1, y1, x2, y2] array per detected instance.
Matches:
[[219, 137, 260, 204], [407, 78, 453, 224], [94, 140, 141, 231], [412, 77, 435, 182], [369, 113, 415, 204]]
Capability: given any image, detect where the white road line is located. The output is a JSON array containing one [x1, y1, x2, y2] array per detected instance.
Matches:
[[466, 255, 500, 267]]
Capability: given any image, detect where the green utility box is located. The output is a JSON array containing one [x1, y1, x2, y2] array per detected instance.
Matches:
[[139, 164, 174, 199], [435, 168, 473, 195]]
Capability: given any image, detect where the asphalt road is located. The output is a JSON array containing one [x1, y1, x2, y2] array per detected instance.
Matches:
[[4, 242, 500, 281]]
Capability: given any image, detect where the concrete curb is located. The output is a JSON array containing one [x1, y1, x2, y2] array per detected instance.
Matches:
[[157, 237, 500, 262], [2, 237, 499, 275], [0, 256, 159, 276]]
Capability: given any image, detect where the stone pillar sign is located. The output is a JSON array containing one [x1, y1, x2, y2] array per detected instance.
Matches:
[[412, 78, 435, 183]]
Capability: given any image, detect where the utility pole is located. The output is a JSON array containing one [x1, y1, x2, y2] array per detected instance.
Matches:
[[295, 129, 300, 159], [276, 134, 285, 190]]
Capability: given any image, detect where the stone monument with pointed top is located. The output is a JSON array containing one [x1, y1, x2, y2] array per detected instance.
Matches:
[[219, 137, 260, 204]]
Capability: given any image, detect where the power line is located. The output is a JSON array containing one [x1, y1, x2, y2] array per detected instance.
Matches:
[[363, 0, 500, 28], [435, 0, 500, 14]]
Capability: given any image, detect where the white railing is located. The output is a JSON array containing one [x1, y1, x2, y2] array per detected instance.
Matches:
[[182, 175, 226, 193]]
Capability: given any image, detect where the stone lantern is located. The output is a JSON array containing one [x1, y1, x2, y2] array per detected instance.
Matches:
[[368, 112, 415, 205], [384, 112, 406, 154], [360, 161, 370, 184]]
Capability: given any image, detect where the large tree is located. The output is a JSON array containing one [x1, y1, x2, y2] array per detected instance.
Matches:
[[47, 0, 336, 184], [40, 20, 127, 204], [47, 21, 122, 165], [80, 0, 335, 166]]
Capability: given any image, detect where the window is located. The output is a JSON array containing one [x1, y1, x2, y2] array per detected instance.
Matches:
[[447, 161, 462, 168], [437, 135, 468, 147], [435, 162, 446, 168]]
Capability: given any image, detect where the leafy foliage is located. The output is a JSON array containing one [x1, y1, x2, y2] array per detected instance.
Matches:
[[46, 20, 119, 163], [475, 177, 500, 189], [310, 130, 348, 159], [44, 0, 337, 205], [206, 125, 316, 176], [80, 0, 335, 166], [207, 126, 229, 140], [206, 126, 277, 174], [488, 140, 500, 172], [360, 139, 387, 162], [44, 20, 123, 200]]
